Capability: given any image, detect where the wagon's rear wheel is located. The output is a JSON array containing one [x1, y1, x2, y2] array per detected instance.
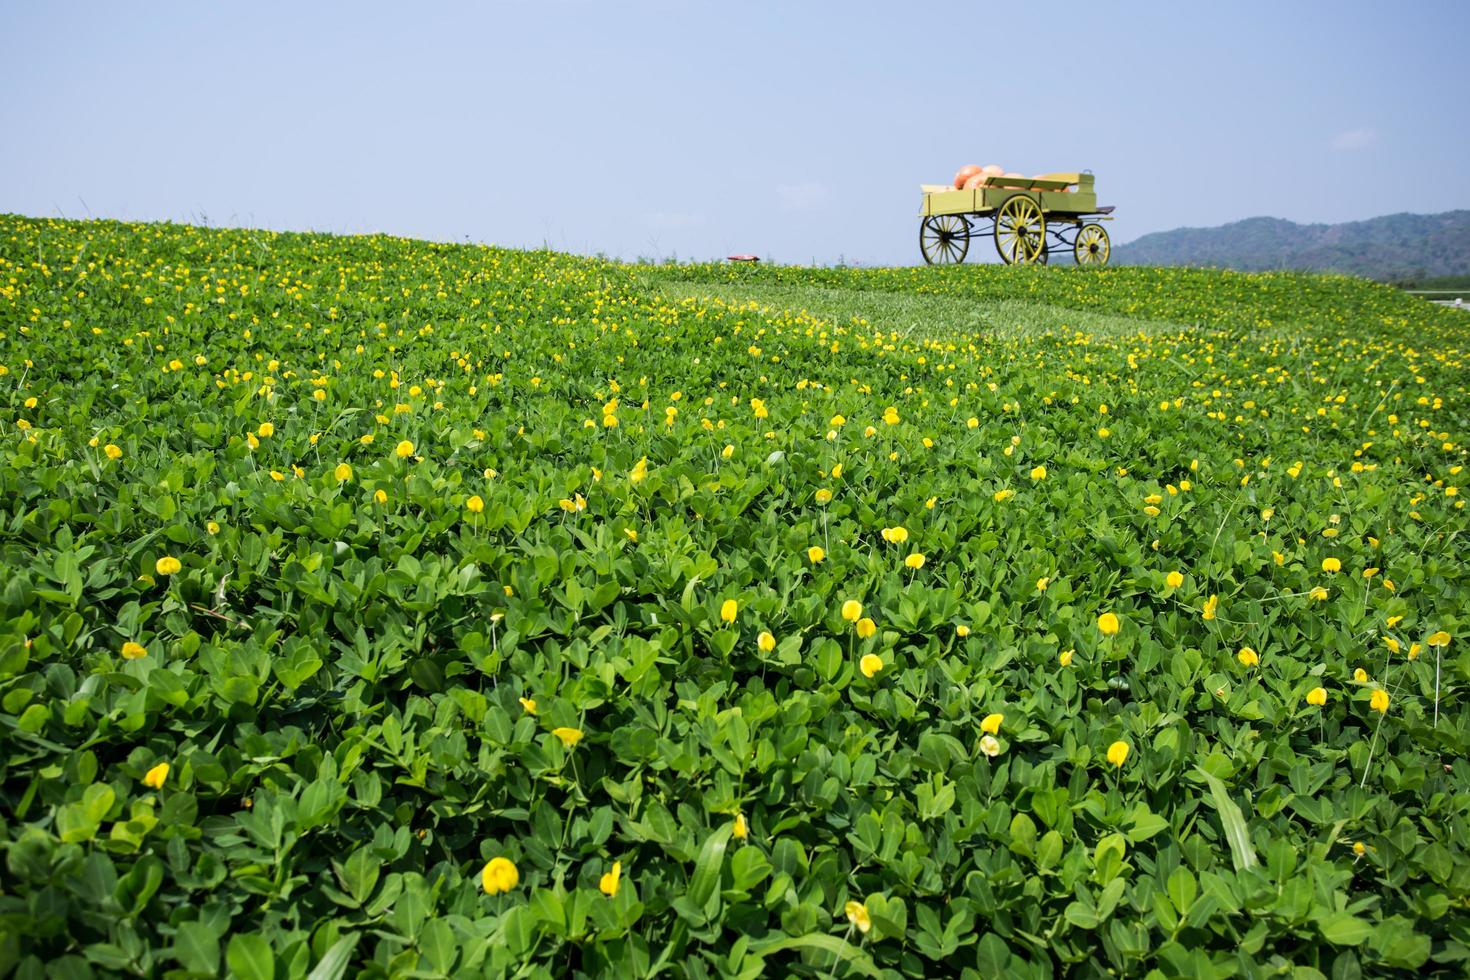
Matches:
[[994, 195, 1046, 265], [1074, 223, 1111, 266], [920, 215, 970, 265]]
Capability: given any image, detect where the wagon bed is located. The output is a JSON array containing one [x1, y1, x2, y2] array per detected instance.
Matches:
[[919, 171, 1114, 266]]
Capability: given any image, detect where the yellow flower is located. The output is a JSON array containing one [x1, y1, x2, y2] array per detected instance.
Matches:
[[757, 631, 776, 653], [856, 618, 877, 639], [1106, 741, 1130, 768], [1383, 636, 1400, 654], [1427, 630, 1451, 648], [334, 463, 352, 482], [905, 553, 925, 569], [1165, 571, 1184, 589], [467, 495, 484, 514], [257, 422, 274, 438], [1353, 667, 1369, 683], [1273, 551, 1285, 566], [1237, 647, 1259, 667], [155, 556, 182, 576], [206, 521, 220, 535], [841, 600, 862, 622], [815, 488, 833, 504], [1408, 643, 1420, 660], [1030, 465, 1047, 481], [979, 734, 1002, 758], [481, 856, 519, 895], [104, 443, 123, 460], [1202, 594, 1218, 620], [885, 525, 909, 544], [121, 641, 147, 660], [631, 456, 650, 482], [720, 599, 738, 624], [859, 653, 883, 678], [1036, 576, 1049, 592], [1369, 688, 1389, 714], [1059, 649, 1074, 667], [518, 697, 537, 715], [955, 624, 970, 638], [395, 439, 415, 458], [1097, 612, 1120, 636], [270, 470, 285, 481], [732, 812, 747, 840], [1306, 686, 1327, 706], [1309, 586, 1328, 601], [374, 489, 388, 505], [721, 445, 734, 460], [1321, 557, 1341, 573], [844, 901, 872, 934], [599, 860, 622, 898], [552, 727, 584, 748], [807, 545, 826, 564], [993, 488, 1015, 502], [142, 762, 170, 789], [981, 713, 1004, 735]]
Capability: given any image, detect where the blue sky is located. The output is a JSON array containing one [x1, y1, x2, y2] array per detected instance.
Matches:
[[3, 1, 1467, 265]]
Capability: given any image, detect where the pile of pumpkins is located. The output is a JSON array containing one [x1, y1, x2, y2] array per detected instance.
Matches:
[[952, 164, 1071, 192]]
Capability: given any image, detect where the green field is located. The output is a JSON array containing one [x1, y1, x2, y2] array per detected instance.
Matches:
[[1, 214, 1467, 979]]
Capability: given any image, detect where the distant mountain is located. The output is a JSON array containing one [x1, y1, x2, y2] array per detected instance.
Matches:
[[1112, 210, 1470, 281]]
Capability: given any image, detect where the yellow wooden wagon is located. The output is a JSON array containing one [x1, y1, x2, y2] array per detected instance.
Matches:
[[919, 172, 1115, 266]]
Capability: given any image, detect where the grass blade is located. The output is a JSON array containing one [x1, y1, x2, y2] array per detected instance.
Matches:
[[1197, 768, 1259, 871]]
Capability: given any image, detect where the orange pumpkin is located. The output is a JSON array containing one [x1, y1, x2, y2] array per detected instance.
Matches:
[[982, 164, 1004, 178], [953, 164, 982, 190], [962, 173, 988, 190]]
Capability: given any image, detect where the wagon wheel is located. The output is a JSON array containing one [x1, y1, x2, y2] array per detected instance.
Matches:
[[993, 196, 1046, 265], [1074, 223, 1111, 266], [920, 215, 970, 265]]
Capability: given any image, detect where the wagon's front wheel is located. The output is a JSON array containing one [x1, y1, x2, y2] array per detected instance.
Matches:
[[1074, 223, 1111, 266], [920, 215, 970, 265], [994, 195, 1046, 265]]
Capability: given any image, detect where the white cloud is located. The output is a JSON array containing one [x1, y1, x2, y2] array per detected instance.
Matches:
[[776, 182, 830, 211], [1330, 128, 1378, 151]]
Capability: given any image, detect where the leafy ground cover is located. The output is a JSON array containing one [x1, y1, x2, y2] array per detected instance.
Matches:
[[1, 214, 1468, 979]]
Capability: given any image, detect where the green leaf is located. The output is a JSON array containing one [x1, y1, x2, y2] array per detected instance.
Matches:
[[1035, 830, 1064, 870], [226, 933, 275, 980], [174, 920, 221, 975], [1318, 912, 1373, 946], [417, 918, 457, 975], [1127, 808, 1171, 843]]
